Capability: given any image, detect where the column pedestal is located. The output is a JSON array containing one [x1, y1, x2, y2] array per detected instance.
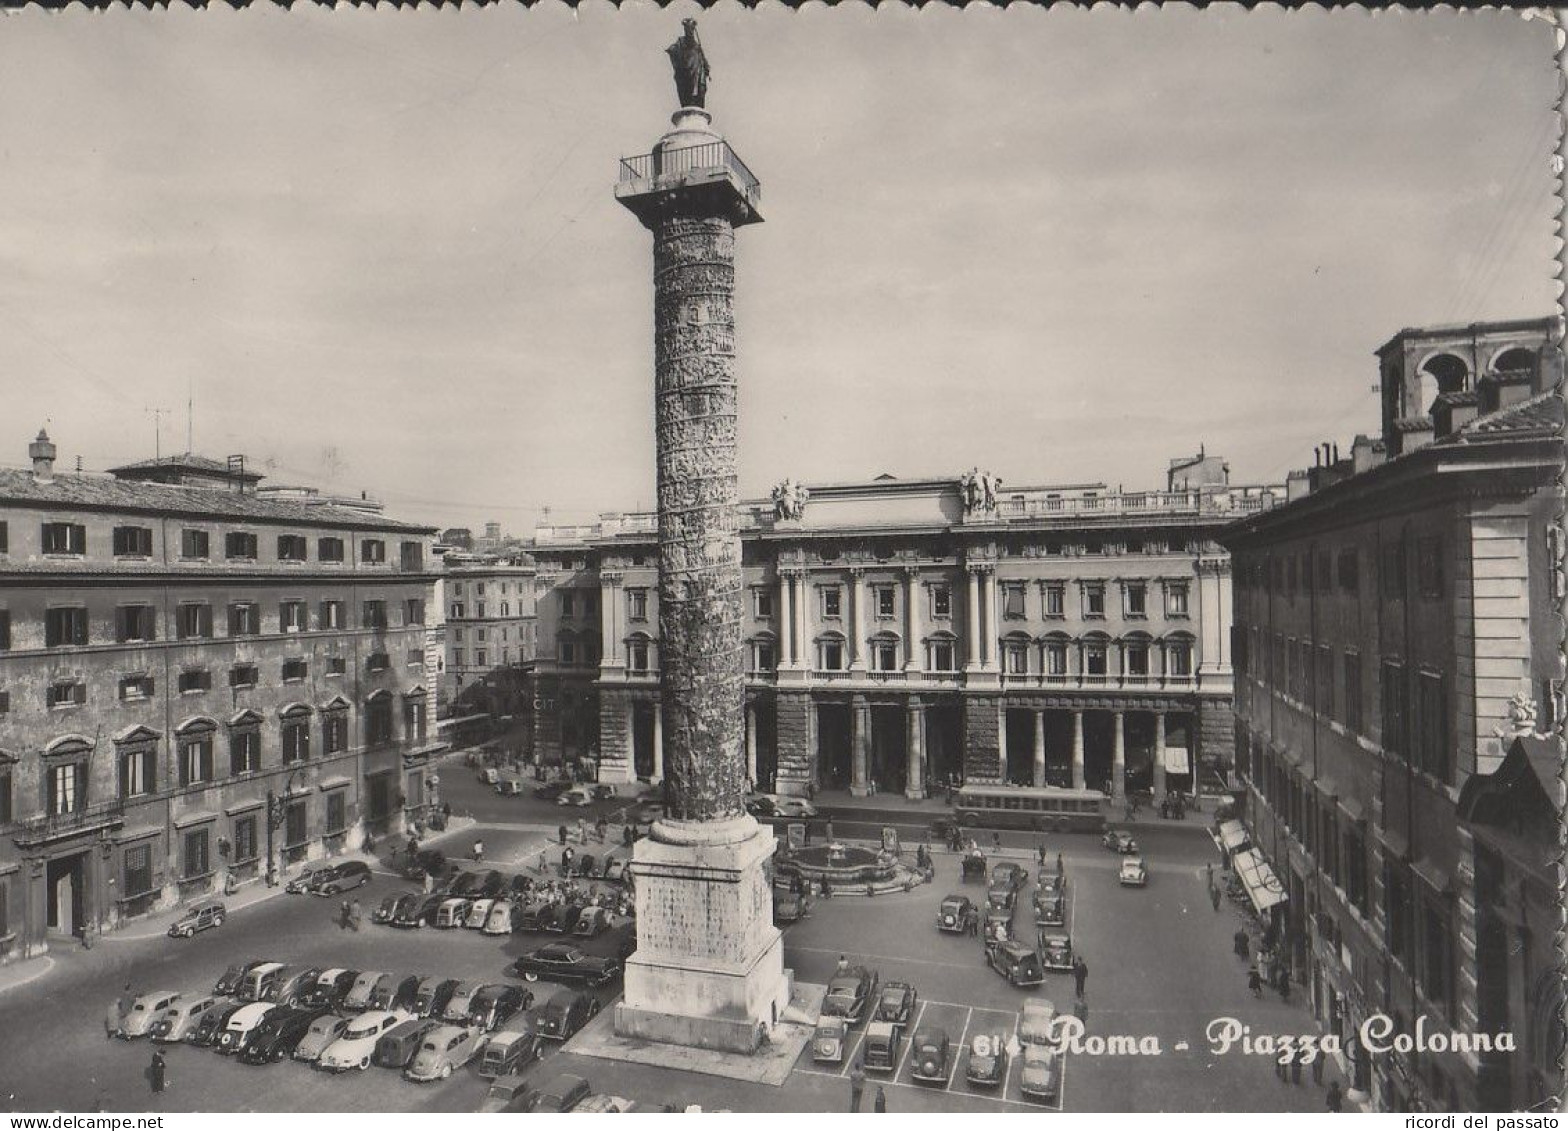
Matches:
[[1032, 708, 1046, 787], [851, 696, 871, 797], [1071, 709, 1085, 790], [1152, 712, 1166, 798], [906, 698, 926, 800], [1112, 710, 1126, 800]]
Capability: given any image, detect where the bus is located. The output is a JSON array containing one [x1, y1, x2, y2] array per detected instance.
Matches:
[[953, 784, 1107, 833]]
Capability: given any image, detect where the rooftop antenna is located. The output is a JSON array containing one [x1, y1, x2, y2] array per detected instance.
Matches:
[[145, 406, 169, 460], [187, 377, 193, 454]]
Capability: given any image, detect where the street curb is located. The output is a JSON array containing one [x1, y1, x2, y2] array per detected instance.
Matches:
[[0, 955, 55, 997]]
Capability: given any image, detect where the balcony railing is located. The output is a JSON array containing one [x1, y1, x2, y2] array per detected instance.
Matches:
[[619, 141, 762, 208], [12, 799, 126, 847]]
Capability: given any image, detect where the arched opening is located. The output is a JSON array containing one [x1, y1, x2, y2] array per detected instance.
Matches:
[[1413, 352, 1469, 415], [1491, 345, 1538, 375]]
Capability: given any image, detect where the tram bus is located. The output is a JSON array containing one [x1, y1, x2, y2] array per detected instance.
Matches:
[[953, 784, 1107, 833]]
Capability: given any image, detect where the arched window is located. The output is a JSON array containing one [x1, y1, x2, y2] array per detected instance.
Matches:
[[1122, 630, 1154, 681], [1413, 352, 1469, 415], [815, 631, 847, 673], [365, 690, 394, 748], [1491, 345, 1538, 376], [1164, 631, 1197, 679], [403, 688, 428, 745], [748, 631, 777, 674], [1080, 631, 1112, 682], [625, 631, 655, 674], [1001, 630, 1032, 676], [1039, 632, 1071, 681], [227, 710, 263, 775], [925, 630, 958, 674], [868, 630, 901, 673], [319, 696, 350, 756]]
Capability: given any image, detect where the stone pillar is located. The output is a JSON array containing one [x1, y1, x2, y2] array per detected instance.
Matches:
[[777, 570, 793, 668], [906, 697, 925, 800], [966, 567, 982, 669], [652, 701, 665, 781], [982, 569, 1000, 670], [849, 567, 866, 672], [1033, 708, 1046, 787], [1072, 709, 1085, 789], [792, 574, 808, 672], [1153, 711, 1167, 798], [1112, 710, 1126, 799], [903, 567, 920, 671], [851, 695, 871, 797], [997, 701, 1009, 782], [745, 701, 758, 787], [599, 571, 624, 672]]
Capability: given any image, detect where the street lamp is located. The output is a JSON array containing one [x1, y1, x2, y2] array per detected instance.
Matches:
[[265, 767, 308, 887]]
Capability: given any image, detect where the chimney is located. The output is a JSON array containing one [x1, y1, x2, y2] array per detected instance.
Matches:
[[29, 429, 56, 483], [1286, 469, 1311, 502]]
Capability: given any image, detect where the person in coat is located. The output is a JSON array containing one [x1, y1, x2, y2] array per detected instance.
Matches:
[[149, 1051, 166, 1095], [873, 1086, 887, 1112], [107, 982, 133, 1039], [1326, 1080, 1344, 1112], [848, 1058, 866, 1112]]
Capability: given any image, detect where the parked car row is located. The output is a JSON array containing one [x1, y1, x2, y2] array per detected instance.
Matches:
[[372, 888, 627, 938], [284, 861, 374, 896]]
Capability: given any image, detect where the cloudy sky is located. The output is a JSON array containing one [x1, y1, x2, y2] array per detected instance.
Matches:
[[0, 4, 1557, 532]]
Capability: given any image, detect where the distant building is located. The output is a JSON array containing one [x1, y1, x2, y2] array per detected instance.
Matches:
[[440, 527, 474, 552], [530, 459, 1279, 796], [441, 553, 538, 755], [1221, 317, 1563, 1112], [0, 435, 440, 962]]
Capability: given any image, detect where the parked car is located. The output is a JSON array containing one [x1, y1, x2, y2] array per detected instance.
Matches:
[[965, 1030, 1010, 1088], [117, 990, 182, 1039], [983, 905, 1015, 945], [238, 961, 288, 1003], [313, 861, 372, 895], [774, 888, 812, 925], [508, 873, 534, 899], [495, 775, 526, 796], [602, 857, 628, 883], [217, 1002, 277, 1055], [465, 898, 497, 930], [373, 1017, 442, 1070], [448, 872, 483, 897], [1017, 999, 1059, 1046], [482, 900, 516, 936], [436, 898, 473, 928], [557, 787, 594, 808], [318, 1010, 413, 1072], [874, 981, 918, 1027], [533, 780, 572, 802], [394, 893, 444, 929], [987, 862, 1028, 910], [477, 870, 507, 898], [532, 1073, 592, 1112], [535, 988, 601, 1041], [343, 971, 387, 1011], [413, 977, 461, 1019], [516, 899, 554, 932], [168, 901, 226, 938], [576, 1095, 636, 1113], [986, 940, 1045, 987], [477, 1079, 538, 1113], [961, 850, 987, 882], [745, 793, 817, 819], [215, 959, 270, 997], [240, 1006, 327, 1064], [373, 894, 405, 924], [405, 1024, 487, 1082], [441, 982, 484, 1024], [1102, 830, 1138, 854], [468, 984, 532, 1032], [509, 943, 621, 987], [267, 966, 324, 1008], [1039, 931, 1075, 972], [821, 966, 879, 1025], [909, 1026, 953, 1084], [812, 1016, 850, 1064], [477, 1022, 543, 1078], [551, 903, 587, 934], [573, 906, 611, 938], [187, 1001, 245, 1047], [936, 894, 977, 933], [299, 968, 361, 1011], [370, 974, 422, 1013], [293, 1013, 352, 1063], [1119, 856, 1149, 887], [284, 864, 334, 894], [149, 994, 222, 1043], [1019, 1044, 1063, 1103], [402, 849, 453, 888], [862, 1021, 903, 1073], [1033, 885, 1066, 927]]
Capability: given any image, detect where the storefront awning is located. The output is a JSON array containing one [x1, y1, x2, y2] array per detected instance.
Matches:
[[1232, 849, 1288, 914], [1218, 820, 1251, 853]]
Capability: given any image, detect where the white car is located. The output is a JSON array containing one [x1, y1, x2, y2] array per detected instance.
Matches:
[[318, 1009, 413, 1072], [217, 1002, 276, 1055], [149, 994, 222, 1043], [1119, 856, 1148, 887], [118, 990, 182, 1039], [404, 1024, 486, 1082], [1018, 999, 1059, 1047], [481, 901, 514, 935], [293, 1013, 351, 1062], [465, 898, 496, 930], [557, 788, 593, 807]]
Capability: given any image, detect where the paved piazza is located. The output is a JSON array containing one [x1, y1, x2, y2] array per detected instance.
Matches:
[[1, 763, 1336, 1113]]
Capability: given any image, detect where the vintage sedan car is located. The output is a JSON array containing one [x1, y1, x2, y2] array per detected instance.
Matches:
[[1038, 872, 1067, 897], [267, 965, 324, 1008], [573, 906, 611, 938], [987, 862, 1028, 909], [509, 943, 621, 987], [468, 984, 532, 1032], [983, 904, 1015, 944], [477, 1022, 543, 1078], [313, 861, 372, 895], [372, 1017, 442, 1070], [370, 973, 422, 1013], [240, 1005, 327, 1064], [216, 1001, 276, 1055], [405, 1023, 486, 1082], [477, 1080, 538, 1113], [1039, 931, 1075, 972], [908, 1026, 953, 1085], [168, 901, 226, 938], [745, 793, 818, 820], [117, 990, 182, 1038], [318, 1009, 414, 1072], [532, 779, 572, 802], [448, 871, 484, 897], [394, 893, 444, 929], [576, 1095, 636, 1113], [1020, 1044, 1063, 1104], [533, 1073, 592, 1113], [557, 787, 594, 808], [774, 889, 812, 925], [986, 940, 1045, 987], [1033, 885, 1066, 927], [465, 898, 497, 930], [936, 894, 976, 933], [482, 900, 515, 936], [299, 969, 360, 1011], [441, 981, 484, 1024], [1017, 999, 1059, 1046], [874, 981, 918, 1028], [965, 1030, 1011, 1088], [515, 899, 554, 932], [187, 1001, 246, 1048], [535, 988, 601, 1041], [214, 959, 270, 997], [372, 894, 406, 924], [1119, 856, 1149, 887], [413, 977, 461, 1019], [284, 864, 334, 894], [820, 966, 879, 1025], [435, 897, 474, 928], [1102, 830, 1139, 854], [343, 970, 387, 1011], [812, 1016, 850, 1064], [862, 1021, 903, 1073], [293, 1013, 352, 1063], [960, 851, 987, 882], [476, 870, 508, 898], [148, 994, 222, 1043]]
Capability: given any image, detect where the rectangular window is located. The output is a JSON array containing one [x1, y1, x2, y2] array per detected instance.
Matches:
[[177, 669, 211, 694], [41, 522, 86, 555], [180, 529, 209, 560], [361, 539, 385, 564], [820, 586, 842, 619], [1345, 826, 1368, 914], [1417, 536, 1444, 599], [325, 791, 346, 834], [225, 532, 257, 561], [230, 729, 260, 775], [1125, 582, 1147, 618], [326, 656, 346, 677], [118, 674, 154, 702], [407, 647, 422, 667], [874, 586, 895, 618], [1125, 643, 1149, 678], [182, 828, 211, 880], [1166, 582, 1189, 617], [0, 609, 10, 651], [0, 521, 7, 552], [873, 640, 898, 672], [317, 536, 345, 563], [753, 588, 773, 619], [318, 600, 344, 630], [368, 652, 391, 672], [112, 525, 153, 557], [1044, 642, 1067, 678], [1344, 650, 1363, 732], [1002, 583, 1026, 619], [1317, 551, 1332, 594], [1421, 907, 1451, 1007], [273, 599, 305, 633], [753, 639, 776, 672], [1381, 659, 1407, 760], [1338, 548, 1359, 593], [399, 541, 423, 571], [47, 680, 86, 708], [362, 600, 387, 630], [322, 713, 348, 754], [560, 592, 575, 618], [1083, 584, 1105, 618], [1416, 670, 1449, 782], [45, 606, 88, 648], [179, 737, 213, 787], [1380, 538, 1406, 600], [930, 584, 951, 619], [404, 598, 425, 626], [821, 639, 844, 671], [628, 640, 650, 673], [582, 592, 596, 617], [474, 649, 488, 666], [123, 844, 153, 897], [1084, 645, 1108, 679], [284, 801, 307, 849], [628, 589, 648, 622], [1316, 645, 1334, 718], [176, 603, 212, 640], [118, 746, 155, 798], [930, 640, 955, 672], [0, 769, 9, 823], [228, 603, 259, 636], [1004, 642, 1028, 675], [47, 762, 84, 815], [229, 664, 258, 689], [455, 648, 467, 667], [274, 534, 306, 562], [282, 720, 310, 764], [1044, 584, 1065, 618], [115, 605, 156, 643], [282, 658, 308, 683], [450, 603, 465, 620], [232, 815, 258, 863], [1168, 642, 1193, 678]]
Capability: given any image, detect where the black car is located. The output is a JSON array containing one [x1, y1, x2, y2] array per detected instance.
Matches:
[[821, 966, 880, 1025], [402, 849, 453, 887], [509, 943, 621, 988], [508, 874, 534, 899], [533, 1072, 591, 1112], [310, 861, 373, 895], [394, 893, 444, 928], [187, 1001, 246, 1048], [477, 870, 507, 898], [533, 780, 572, 802], [413, 977, 461, 1019], [449, 871, 484, 897], [239, 1006, 325, 1064], [299, 969, 361, 1010], [535, 989, 601, 1041], [215, 959, 270, 997], [987, 863, 1027, 910], [548, 903, 586, 934], [468, 984, 533, 1032], [370, 974, 422, 1012]]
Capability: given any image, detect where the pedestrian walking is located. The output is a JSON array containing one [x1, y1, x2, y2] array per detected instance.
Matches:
[[1278, 971, 1291, 1003], [849, 1058, 866, 1113], [1073, 994, 1088, 1026], [806, 779, 816, 802], [1275, 1054, 1289, 1082], [1205, 861, 1214, 888], [1248, 966, 1263, 998], [596, 817, 608, 843], [1311, 1051, 1325, 1085], [991, 831, 1002, 853], [873, 1086, 887, 1113], [1291, 1056, 1302, 1085], [1036, 841, 1047, 869], [338, 899, 352, 931], [623, 823, 635, 848], [107, 982, 133, 1039], [1326, 1080, 1343, 1112], [558, 824, 569, 846], [149, 1051, 166, 1095], [1056, 852, 1064, 878], [577, 818, 588, 844], [1072, 956, 1088, 998], [349, 898, 362, 931], [1210, 884, 1222, 912], [835, 954, 850, 977], [825, 819, 835, 844], [472, 839, 485, 863], [1234, 928, 1250, 960]]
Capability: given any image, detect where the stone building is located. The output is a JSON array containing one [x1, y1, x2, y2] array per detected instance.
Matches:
[[0, 435, 440, 962], [1221, 317, 1563, 1112], [440, 551, 537, 753], [530, 460, 1278, 798]]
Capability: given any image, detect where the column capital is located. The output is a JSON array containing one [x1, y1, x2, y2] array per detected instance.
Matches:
[[848, 565, 866, 579], [905, 694, 924, 711], [600, 571, 624, 587], [965, 561, 995, 576]]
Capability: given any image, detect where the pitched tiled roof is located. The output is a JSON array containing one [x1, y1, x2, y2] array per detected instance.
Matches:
[[1457, 392, 1564, 439], [108, 453, 260, 478], [0, 468, 434, 532]]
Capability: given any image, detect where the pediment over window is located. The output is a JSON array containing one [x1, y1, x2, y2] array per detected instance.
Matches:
[[113, 724, 163, 746], [44, 733, 96, 758]]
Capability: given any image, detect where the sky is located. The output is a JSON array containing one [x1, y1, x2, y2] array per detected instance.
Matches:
[[0, 4, 1558, 533]]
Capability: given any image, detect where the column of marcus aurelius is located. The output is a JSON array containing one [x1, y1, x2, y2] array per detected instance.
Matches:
[[610, 21, 790, 1053]]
